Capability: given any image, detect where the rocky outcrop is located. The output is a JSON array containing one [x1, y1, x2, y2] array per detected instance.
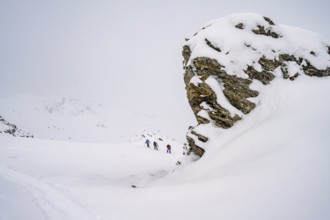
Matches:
[[0, 115, 34, 138], [183, 13, 330, 157]]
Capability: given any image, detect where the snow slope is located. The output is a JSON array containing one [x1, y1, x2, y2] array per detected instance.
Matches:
[[165, 77, 330, 220], [1, 75, 329, 220]]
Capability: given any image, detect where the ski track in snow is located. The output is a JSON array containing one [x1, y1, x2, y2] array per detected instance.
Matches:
[[0, 165, 115, 220]]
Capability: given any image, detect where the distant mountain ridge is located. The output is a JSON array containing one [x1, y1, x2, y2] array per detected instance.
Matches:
[[0, 95, 187, 143], [38, 97, 95, 116]]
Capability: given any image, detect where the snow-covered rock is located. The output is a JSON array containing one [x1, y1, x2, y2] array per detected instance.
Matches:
[[0, 115, 33, 138], [183, 13, 330, 156]]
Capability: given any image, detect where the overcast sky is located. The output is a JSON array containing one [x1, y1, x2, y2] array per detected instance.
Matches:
[[1, 0, 329, 130]]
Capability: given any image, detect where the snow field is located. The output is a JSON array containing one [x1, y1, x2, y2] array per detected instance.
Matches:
[[0, 137, 184, 220]]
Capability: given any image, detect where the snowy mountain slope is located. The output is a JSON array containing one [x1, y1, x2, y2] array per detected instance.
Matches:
[[1, 78, 329, 220], [0, 86, 329, 220], [1, 13, 330, 220], [1, 80, 329, 220], [0, 95, 190, 142]]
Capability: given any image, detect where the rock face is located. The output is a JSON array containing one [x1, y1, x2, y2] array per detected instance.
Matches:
[[183, 13, 330, 157]]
